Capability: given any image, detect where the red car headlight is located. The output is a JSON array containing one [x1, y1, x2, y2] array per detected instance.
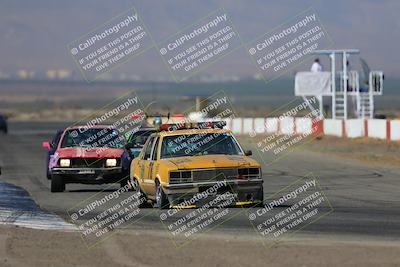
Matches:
[[59, 159, 71, 167], [105, 158, 117, 167]]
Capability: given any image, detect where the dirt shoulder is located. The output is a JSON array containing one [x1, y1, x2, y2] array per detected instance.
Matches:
[[302, 136, 400, 167], [239, 134, 400, 167], [1, 225, 400, 267]]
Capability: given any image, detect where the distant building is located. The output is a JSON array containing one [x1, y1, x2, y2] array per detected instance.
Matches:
[[46, 69, 71, 80], [46, 70, 57, 80], [0, 71, 10, 80], [17, 70, 35, 79], [57, 69, 71, 80]]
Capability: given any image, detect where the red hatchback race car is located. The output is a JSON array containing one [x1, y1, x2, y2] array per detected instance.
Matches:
[[42, 125, 127, 192]]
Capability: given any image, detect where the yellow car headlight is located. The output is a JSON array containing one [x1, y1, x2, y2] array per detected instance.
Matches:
[[106, 158, 117, 167], [60, 159, 71, 167]]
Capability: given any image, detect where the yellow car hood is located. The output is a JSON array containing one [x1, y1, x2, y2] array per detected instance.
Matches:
[[166, 154, 260, 170]]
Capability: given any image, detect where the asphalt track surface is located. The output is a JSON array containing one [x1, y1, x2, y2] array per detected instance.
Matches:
[[1, 121, 400, 243]]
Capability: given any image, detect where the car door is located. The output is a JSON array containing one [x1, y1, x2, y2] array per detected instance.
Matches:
[[147, 137, 160, 197], [138, 136, 157, 194], [47, 129, 64, 178]]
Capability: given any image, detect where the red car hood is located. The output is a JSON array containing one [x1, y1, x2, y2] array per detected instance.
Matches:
[[56, 147, 124, 158]]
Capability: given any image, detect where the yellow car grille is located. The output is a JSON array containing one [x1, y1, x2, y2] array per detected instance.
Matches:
[[169, 168, 260, 184]]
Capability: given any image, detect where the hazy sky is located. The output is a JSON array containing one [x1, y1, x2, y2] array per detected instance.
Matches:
[[0, 0, 398, 78]]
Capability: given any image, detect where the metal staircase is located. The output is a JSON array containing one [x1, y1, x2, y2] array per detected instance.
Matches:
[[294, 49, 383, 120], [359, 92, 373, 119], [357, 71, 383, 119], [334, 92, 346, 119]]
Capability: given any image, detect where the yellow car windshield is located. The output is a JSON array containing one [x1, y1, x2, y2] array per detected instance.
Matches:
[[160, 132, 242, 159]]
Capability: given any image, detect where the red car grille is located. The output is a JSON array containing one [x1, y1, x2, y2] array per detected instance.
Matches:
[[70, 158, 106, 168]]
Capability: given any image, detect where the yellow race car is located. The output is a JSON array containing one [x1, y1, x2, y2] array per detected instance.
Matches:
[[129, 121, 264, 208]]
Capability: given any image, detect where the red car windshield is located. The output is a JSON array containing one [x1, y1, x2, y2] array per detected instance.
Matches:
[[60, 128, 124, 149]]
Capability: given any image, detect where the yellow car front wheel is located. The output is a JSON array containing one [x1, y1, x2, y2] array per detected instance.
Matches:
[[155, 182, 169, 209]]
